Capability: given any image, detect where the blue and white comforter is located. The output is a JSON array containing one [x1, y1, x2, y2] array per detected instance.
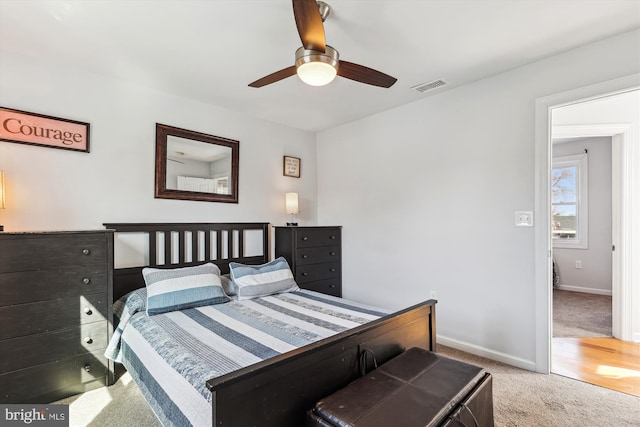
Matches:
[[105, 289, 389, 427]]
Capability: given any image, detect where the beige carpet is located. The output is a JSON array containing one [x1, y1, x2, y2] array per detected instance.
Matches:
[[56, 345, 640, 426], [553, 289, 612, 338], [55, 371, 161, 427], [438, 345, 640, 427]]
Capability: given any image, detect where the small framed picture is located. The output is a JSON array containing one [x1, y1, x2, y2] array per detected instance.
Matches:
[[283, 156, 301, 178]]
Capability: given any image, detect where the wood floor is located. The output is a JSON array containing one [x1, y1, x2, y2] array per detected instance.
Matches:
[[552, 337, 640, 397]]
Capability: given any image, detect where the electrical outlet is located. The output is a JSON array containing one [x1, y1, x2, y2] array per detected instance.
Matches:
[[429, 290, 437, 299], [515, 211, 533, 227], [575, 260, 582, 269]]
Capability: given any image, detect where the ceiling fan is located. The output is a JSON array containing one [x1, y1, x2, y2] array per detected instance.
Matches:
[[248, 0, 397, 88]]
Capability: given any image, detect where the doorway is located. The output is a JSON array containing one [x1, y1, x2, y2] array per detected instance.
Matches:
[[533, 75, 640, 377], [549, 92, 639, 395], [535, 82, 640, 396]]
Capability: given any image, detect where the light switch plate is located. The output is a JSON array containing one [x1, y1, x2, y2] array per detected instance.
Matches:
[[515, 211, 533, 227]]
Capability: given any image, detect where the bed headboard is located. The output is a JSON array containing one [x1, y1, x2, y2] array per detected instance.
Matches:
[[104, 222, 270, 302]]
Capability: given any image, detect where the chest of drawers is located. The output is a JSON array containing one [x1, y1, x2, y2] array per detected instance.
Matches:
[[0, 230, 114, 403], [274, 226, 342, 297]]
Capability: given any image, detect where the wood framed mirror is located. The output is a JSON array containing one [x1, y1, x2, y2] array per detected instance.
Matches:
[[155, 123, 239, 203]]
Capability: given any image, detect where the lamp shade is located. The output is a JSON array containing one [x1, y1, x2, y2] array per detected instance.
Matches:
[[285, 192, 299, 215], [0, 171, 5, 210]]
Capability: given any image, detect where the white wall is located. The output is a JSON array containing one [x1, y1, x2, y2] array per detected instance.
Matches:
[[316, 29, 640, 368], [0, 52, 318, 243], [553, 137, 612, 294]]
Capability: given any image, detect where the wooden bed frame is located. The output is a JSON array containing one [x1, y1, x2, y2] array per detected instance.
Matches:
[[104, 222, 437, 427]]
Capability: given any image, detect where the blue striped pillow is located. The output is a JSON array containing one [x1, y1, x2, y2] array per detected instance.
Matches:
[[142, 263, 229, 315], [229, 257, 299, 300]]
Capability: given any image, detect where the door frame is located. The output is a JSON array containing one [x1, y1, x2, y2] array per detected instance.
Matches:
[[534, 73, 640, 373]]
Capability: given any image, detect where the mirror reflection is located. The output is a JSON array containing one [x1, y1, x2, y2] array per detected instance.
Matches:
[[166, 136, 232, 195], [155, 123, 239, 203]]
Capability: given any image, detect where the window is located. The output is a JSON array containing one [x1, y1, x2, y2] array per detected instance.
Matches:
[[552, 153, 588, 249]]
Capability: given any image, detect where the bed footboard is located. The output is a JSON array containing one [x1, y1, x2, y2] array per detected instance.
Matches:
[[206, 299, 436, 427]]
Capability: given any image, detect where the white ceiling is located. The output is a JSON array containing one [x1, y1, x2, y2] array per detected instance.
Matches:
[[1, 0, 639, 132]]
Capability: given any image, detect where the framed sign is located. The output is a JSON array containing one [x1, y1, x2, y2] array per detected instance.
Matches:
[[0, 107, 90, 153], [283, 156, 301, 178]]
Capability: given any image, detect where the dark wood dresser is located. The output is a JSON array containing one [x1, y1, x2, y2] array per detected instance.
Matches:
[[274, 226, 342, 297], [0, 230, 114, 403]]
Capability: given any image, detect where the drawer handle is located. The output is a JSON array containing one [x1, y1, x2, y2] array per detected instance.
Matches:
[[83, 307, 93, 315], [302, 272, 308, 276], [82, 248, 91, 255], [84, 365, 92, 373], [302, 236, 308, 241], [82, 277, 91, 285], [329, 252, 336, 256], [302, 255, 308, 259], [84, 337, 93, 344], [329, 284, 336, 288], [330, 268, 336, 272], [330, 235, 336, 240]]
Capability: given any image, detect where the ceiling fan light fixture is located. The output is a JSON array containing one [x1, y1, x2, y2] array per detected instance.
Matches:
[[248, 2, 396, 89], [295, 46, 339, 86]]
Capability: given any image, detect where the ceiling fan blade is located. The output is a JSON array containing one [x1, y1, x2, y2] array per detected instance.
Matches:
[[292, 0, 326, 52], [248, 66, 297, 88], [337, 60, 397, 88]]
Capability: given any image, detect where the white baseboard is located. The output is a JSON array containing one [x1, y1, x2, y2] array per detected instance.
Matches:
[[557, 284, 612, 296], [437, 335, 537, 372]]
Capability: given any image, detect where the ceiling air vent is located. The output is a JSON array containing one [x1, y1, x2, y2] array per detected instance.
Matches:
[[412, 79, 447, 94]]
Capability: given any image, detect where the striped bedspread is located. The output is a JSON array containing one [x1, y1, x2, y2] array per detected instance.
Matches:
[[105, 289, 389, 427]]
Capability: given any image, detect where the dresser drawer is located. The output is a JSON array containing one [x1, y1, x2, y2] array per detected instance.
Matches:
[[0, 322, 108, 374], [0, 350, 108, 404], [0, 293, 107, 340], [300, 279, 341, 297], [296, 245, 340, 266], [296, 228, 341, 248], [0, 233, 107, 273], [274, 226, 342, 297], [0, 266, 107, 306], [296, 262, 340, 283]]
